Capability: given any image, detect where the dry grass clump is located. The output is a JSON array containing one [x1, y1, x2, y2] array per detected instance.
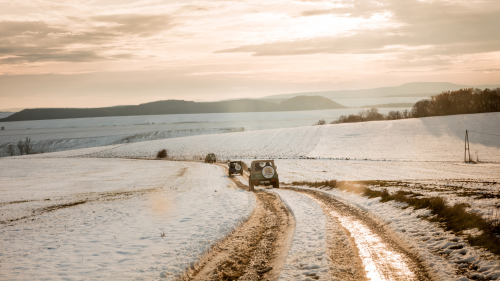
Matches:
[[366, 188, 500, 255], [156, 149, 167, 159], [290, 180, 337, 188]]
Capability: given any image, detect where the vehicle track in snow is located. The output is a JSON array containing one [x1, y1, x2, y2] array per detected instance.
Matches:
[[179, 166, 294, 281], [187, 164, 432, 280], [290, 187, 433, 281]]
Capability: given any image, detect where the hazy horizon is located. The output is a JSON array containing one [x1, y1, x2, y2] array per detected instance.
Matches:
[[1, 0, 499, 109]]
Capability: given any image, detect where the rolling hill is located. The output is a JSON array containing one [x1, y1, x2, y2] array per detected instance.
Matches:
[[261, 82, 500, 101], [0, 96, 345, 122]]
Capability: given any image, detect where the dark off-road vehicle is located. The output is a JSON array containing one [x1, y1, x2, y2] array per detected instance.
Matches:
[[248, 160, 279, 191], [228, 161, 243, 176], [205, 153, 217, 163]]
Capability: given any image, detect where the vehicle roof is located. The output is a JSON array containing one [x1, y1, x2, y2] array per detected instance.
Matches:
[[250, 160, 275, 164], [229, 160, 242, 163]]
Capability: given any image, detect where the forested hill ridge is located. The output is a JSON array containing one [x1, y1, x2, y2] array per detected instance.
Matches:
[[0, 96, 345, 122]]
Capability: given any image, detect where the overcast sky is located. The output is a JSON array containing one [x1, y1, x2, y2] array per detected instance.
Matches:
[[1, 0, 499, 108]]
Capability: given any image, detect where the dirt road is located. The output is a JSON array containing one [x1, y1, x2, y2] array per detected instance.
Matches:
[[185, 166, 433, 281], [179, 174, 294, 281]]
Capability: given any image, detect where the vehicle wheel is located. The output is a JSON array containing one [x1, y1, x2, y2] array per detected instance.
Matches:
[[274, 181, 279, 188], [249, 181, 254, 191]]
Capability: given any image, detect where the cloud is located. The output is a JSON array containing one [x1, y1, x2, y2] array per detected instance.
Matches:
[[0, 13, 175, 64], [0, 50, 106, 64], [0, 21, 64, 38], [91, 14, 175, 37], [217, 0, 500, 58]]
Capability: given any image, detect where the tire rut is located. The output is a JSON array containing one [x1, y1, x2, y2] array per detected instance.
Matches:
[[179, 167, 294, 281], [289, 187, 433, 281]]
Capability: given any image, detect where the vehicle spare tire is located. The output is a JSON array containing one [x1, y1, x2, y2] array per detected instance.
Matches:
[[262, 166, 275, 179], [234, 163, 241, 171]]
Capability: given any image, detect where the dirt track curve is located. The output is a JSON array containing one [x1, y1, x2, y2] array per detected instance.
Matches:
[[180, 163, 433, 281]]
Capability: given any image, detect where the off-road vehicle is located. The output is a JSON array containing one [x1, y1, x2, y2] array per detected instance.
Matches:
[[248, 160, 279, 190], [205, 153, 217, 163], [228, 161, 243, 176]]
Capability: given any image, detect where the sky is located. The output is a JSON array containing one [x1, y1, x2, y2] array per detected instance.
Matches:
[[0, 0, 499, 109]]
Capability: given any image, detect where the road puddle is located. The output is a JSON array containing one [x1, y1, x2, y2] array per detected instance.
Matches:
[[306, 195, 417, 281]]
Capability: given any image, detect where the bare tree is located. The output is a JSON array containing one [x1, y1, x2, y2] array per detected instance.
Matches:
[[1, 126, 4, 130], [23, 137, 32, 155], [402, 109, 411, 118], [7, 144, 15, 156], [387, 111, 402, 120], [17, 140, 25, 155], [313, 119, 326, 125]]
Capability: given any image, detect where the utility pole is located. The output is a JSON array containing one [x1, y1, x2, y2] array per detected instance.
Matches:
[[465, 130, 471, 162]]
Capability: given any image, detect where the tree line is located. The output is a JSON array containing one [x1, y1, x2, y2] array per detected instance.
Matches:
[[411, 88, 500, 117], [5, 137, 34, 156], [314, 88, 500, 125]]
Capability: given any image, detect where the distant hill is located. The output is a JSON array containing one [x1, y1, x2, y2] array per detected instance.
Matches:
[[360, 103, 415, 108], [0, 96, 345, 122], [0, 108, 25, 112], [261, 82, 500, 100], [278, 96, 345, 111]]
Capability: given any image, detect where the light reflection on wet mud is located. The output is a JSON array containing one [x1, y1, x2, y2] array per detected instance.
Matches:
[[307, 195, 417, 281]]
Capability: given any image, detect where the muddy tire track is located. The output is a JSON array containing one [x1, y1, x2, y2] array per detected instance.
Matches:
[[289, 187, 433, 281], [180, 168, 294, 281]]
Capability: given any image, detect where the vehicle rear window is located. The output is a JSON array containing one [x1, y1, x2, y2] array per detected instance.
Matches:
[[254, 162, 272, 171]]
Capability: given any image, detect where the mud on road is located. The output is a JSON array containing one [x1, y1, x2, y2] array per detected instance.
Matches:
[[290, 187, 432, 281], [181, 163, 433, 281], [180, 176, 294, 281]]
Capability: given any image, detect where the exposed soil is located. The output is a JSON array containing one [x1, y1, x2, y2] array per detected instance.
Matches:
[[179, 191, 294, 281], [289, 187, 433, 281], [178, 165, 294, 281], [324, 212, 368, 281]]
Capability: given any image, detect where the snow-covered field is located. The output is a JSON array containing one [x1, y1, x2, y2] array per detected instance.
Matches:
[[0, 158, 254, 280], [2, 112, 499, 280], [0, 108, 412, 157], [35, 112, 499, 164], [0, 108, 411, 130], [0, 126, 244, 157]]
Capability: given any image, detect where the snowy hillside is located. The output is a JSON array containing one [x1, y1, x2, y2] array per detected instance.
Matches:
[[0, 108, 412, 158], [2, 112, 499, 281], [0, 127, 243, 157], [53, 112, 500, 163], [0, 107, 409, 130]]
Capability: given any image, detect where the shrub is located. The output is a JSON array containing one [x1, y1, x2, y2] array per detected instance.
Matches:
[[7, 144, 15, 156], [313, 119, 326, 126], [157, 149, 168, 159], [23, 137, 32, 155], [17, 140, 24, 155]]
